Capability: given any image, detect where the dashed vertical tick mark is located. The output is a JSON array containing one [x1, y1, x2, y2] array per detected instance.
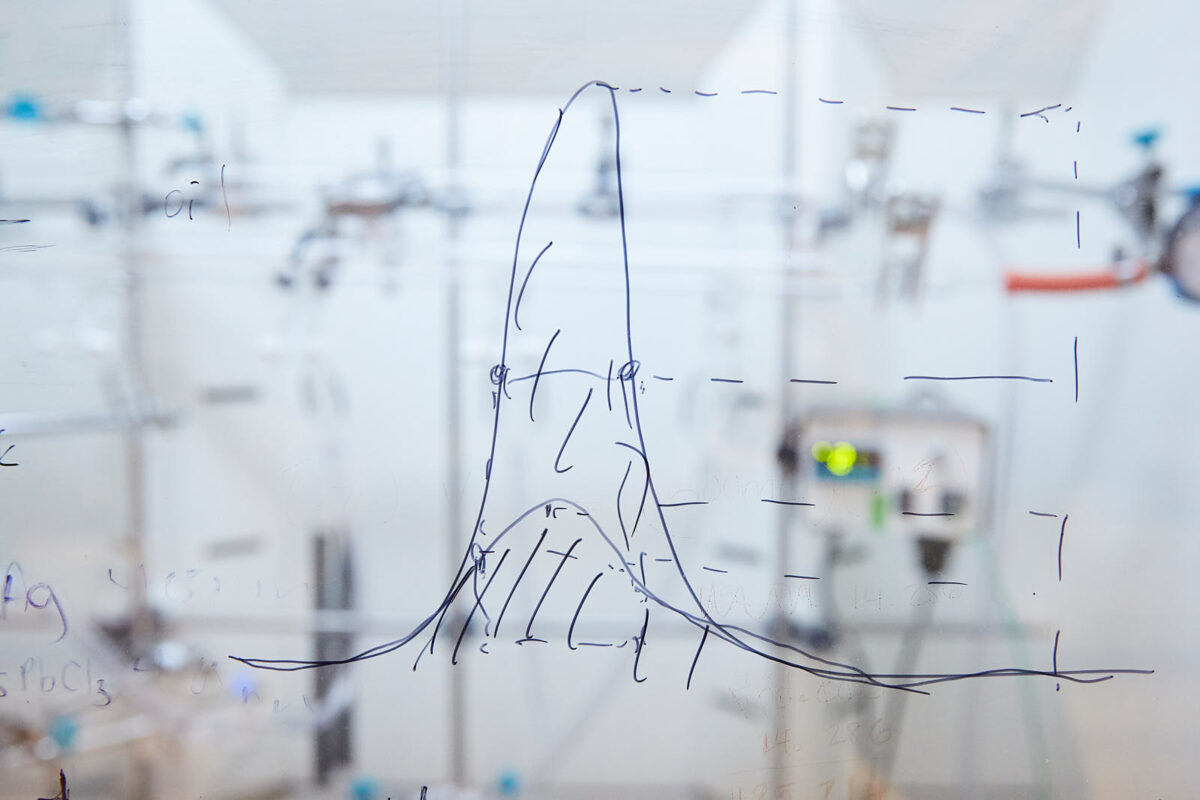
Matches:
[[1058, 514, 1069, 581], [1054, 630, 1061, 691]]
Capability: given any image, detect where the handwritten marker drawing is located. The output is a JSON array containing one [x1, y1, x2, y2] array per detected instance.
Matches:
[[231, 81, 1150, 695]]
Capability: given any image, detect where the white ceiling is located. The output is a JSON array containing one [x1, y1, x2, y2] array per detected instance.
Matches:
[[847, 0, 1109, 97], [0, 0, 1110, 101], [208, 0, 760, 96], [0, 0, 125, 97]]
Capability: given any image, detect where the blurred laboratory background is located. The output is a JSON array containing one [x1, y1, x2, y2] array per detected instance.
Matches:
[[0, 0, 1197, 798]]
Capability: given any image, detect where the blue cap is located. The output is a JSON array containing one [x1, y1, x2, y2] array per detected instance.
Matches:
[[49, 715, 78, 751], [180, 111, 204, 133], [349, 775, 378, 800], [497, 768, 522, 795], [1132, 127, 1162, 150], [6, 93, 42, 121]]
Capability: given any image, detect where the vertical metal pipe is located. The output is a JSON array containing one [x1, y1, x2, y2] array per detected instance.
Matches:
[[116, 4, 153, 798], [118, 0, 151, 689], [443, 0, 468, 788], [772, 0, 800, 793]]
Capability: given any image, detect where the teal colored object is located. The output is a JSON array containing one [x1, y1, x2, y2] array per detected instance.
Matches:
[[6, 93, 41, 121], [1131, 127, 1161, 150], [497, 768, 521, 796], [180, 111, 204, 133], [349, 775, 378, 800], [49, 715, 78, 752]]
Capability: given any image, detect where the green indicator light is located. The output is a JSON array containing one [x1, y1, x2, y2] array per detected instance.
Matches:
[[827, 442, 857, 476]]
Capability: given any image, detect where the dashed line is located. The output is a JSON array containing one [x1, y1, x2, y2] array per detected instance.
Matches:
[[904, 375, 1052, 383], [604, 88, 1080, 123], [1074, 336, 1079, 403], [1058, 515, 1069, 581]]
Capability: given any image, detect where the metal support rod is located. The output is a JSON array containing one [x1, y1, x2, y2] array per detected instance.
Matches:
[[443, 0, 468, 788], [116, 0, 151, 700], [117, 6, 155, 798], [772, 0, 800, 793]]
